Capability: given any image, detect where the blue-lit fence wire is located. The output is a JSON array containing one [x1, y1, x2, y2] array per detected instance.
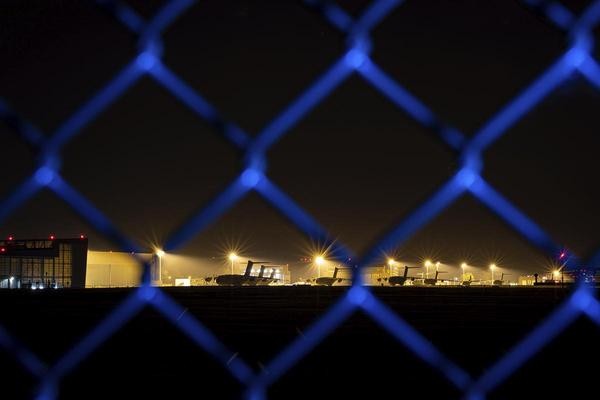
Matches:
[[1, 0, 600, 399]]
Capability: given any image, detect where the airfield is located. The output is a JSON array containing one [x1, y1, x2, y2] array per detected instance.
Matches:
[[1, 285, 598, 399]]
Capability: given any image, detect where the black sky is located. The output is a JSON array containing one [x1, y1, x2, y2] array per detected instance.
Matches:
[[1, 0, 600, 275]]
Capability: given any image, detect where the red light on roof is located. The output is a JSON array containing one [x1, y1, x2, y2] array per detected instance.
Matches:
[[49, 235, 55, 240], [80, 234, 85, 239], [0, 248, 5, 253], [8, 236, 13, 241]]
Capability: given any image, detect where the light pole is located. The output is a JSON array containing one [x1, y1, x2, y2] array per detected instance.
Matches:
[[388, 258, 395, 276], [461, 262, 467, 281], [108, 250, 113, 288], [156, 249, 165, 285], [315, 256, 325, 278], [229, 252, 238, 274], [490, 263, 496, 283], [425, 260, 432, 279]]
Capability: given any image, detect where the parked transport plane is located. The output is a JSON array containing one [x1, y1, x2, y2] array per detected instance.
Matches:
[[313, 267, 351, 286], [388, 265, 421, 286], [214, 260, 273, 286]]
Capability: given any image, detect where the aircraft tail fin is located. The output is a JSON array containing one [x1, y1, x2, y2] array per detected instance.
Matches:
[[243, 261, 270, 277], [403, 266, 420, 277], [244, 261, 254, 277], [434, 271, 448, 280]]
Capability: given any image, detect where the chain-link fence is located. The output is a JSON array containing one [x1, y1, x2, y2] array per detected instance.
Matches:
[[2, 0, 600, 399]]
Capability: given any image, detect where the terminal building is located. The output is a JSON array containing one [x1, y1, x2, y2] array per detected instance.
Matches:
[[0, 236, 89, 289]]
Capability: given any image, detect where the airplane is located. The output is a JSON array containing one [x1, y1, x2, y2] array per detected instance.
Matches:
[[493, 273, 511, 286], [421, 270, 448, 286], [388, 265, 421, 286], [461, 275, 482, 287], [214, 260, 272, 286], [313, 267, 351, 286]]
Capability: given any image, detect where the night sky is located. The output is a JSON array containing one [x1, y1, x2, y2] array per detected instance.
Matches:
[[1, 0, 600, 277]]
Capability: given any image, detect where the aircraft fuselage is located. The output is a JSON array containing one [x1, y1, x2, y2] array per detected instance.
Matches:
[[388, 276, 409, 286]]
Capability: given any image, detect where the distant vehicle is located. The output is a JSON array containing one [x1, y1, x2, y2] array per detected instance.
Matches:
[[214, 260, 273, 286], [388, 266, 420, 286], [314, 267, 351, 286], [493, 273, 510, 286]]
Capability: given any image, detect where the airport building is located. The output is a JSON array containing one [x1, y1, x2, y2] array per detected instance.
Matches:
[[518, 275, 536, 286], [85, 250, 153, 288], [0, 236, 88, 289], [362, 265, 388, 285], [0, 237, 158, 289]]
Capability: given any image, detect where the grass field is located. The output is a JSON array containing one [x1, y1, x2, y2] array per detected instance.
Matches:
[[1, 286, 597, 399]]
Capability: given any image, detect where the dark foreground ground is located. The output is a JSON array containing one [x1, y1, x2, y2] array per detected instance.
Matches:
[[1, 286, 598, 399]]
